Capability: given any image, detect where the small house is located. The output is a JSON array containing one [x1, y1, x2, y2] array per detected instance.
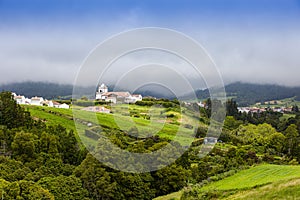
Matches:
[[14, 95, 25, 104], [31, 97, 44, 106]]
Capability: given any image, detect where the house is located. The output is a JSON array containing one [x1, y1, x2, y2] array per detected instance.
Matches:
[[53, 102, 70, 109], [43, 100, 54, 107], [131, 94, 143, 102], [24, 98, 31, 105], [59, 103, 70, 109], [53, 101, 61, 108], [31, 97, 44, 106], [14, 95, 26, 104], [197, 101, 205, 108]]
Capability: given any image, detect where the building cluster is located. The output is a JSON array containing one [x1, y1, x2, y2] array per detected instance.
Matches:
[[12, 93, 70, 109], [95, 83, 143, 104], [238, 106, 293, 114]]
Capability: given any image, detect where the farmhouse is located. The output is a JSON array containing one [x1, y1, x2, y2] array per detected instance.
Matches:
[[95, 83, 142, 103], [14, 95, 26, 104], [31, 96, 44, 106], [11, 92, 69, 109], [43, 100, 54, 107], [53, 101, 70, 109]]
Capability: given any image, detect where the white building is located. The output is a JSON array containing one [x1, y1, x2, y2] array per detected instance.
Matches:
[[14, 95, 25, 104], [53, 101, 69, 109], [59, 103, 70, 109], [95, 83, 108, 100], [131, 94, 143, 102], [31, 97, 44, 106], [43, 100, 54, 107], [95, 83, 142, 104]]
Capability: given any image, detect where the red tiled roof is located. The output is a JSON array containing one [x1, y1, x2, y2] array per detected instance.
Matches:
[[31, 96, 43, 100], [101, 92, 131, 98], [14, 95, 24, 99]]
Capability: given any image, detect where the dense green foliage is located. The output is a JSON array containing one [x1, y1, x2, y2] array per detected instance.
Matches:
[[1, 91, 300, 199], [0, 92, 191, 199]]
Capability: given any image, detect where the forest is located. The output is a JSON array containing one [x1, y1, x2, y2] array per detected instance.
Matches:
[[0, 91, 300, 199]]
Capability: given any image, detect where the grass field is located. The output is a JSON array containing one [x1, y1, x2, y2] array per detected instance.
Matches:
[[24, 104, 202, 146], [155, 164, 300, 200], [225, 178, 300, 200], [201, 164, 300, 191], [280, 113, 296, 121], [153, 191, 182, 200]]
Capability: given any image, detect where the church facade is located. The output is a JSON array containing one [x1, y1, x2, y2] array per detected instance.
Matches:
[[95, 83, 142, 104]]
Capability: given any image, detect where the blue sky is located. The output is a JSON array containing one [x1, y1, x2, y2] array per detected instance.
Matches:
[[0, 0, 300, 86]]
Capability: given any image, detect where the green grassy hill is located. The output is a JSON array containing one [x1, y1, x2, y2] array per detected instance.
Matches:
[[225, 178, 300, 200], [158, 164, 300, 200], [24, 104, 202, 147], [201, 164, 300, 191]]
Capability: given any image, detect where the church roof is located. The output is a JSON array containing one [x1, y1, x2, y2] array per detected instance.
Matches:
[[101, 92, 131, 98]]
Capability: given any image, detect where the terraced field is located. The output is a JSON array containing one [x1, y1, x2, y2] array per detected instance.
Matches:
[[24, 104, 203, 146]]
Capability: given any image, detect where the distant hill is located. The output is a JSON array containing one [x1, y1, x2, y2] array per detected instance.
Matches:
[[0, 81, 177, 100], [2, 81, 300, 105], [0, 82, 94, 100], [194, 82, 300, 106]]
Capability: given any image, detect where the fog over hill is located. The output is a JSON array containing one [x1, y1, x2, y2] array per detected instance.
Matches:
[[2, 81, 300, 106]]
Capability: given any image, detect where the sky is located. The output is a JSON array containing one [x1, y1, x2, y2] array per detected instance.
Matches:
[[1, 0, 300, 89]]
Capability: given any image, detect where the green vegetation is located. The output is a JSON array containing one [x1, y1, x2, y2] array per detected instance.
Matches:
[[226, 178, 300, 200], [202, 164, 300, 190], [1, 91, 300, 199], [181, 165, 300, 200]]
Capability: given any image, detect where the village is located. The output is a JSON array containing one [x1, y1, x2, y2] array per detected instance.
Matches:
[[11, 83, 143, 111], [12, 92, 70, 109], [11, 83, 297, 115]]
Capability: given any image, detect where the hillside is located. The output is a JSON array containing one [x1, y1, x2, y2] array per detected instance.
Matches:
[[194, 82, 300, 106], [0, 81, 176, 100], [180, 164, 300, 200], [1, 91, 300, 199], [0, 81, 74, 99], [24, 103, 201, 146], [2, 81, 300, 105], [225, 178, 300, 200]]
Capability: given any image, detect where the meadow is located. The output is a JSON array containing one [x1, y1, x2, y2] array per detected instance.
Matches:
[[157, 164, 300, 200], [201, 164, 300, 191], [24, 103, 203, 147]]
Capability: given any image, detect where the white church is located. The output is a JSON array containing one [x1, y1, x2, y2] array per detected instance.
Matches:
[[95, 83, 142, 104]]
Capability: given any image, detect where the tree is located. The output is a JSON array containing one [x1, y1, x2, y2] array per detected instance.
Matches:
[[38, 175, 89, 200], [223, 116, 242, 131], [3, 180, 54, 200], [11, 132, 37, 162], [284, 124, 299, 156], [0, 91, 32, 129], [292, 105, 299, 113], [74, 154, 118, 200], [151, 164, 190, 196], [226, 99, 239, 117]]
